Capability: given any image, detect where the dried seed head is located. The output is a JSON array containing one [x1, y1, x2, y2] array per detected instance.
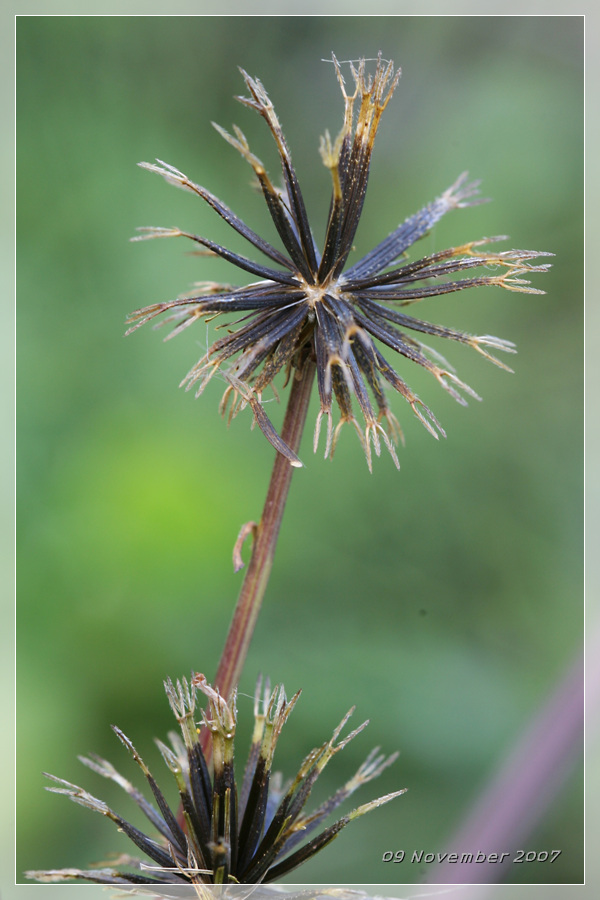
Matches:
[[127, 55, 551, 469], [27, 673, 404, 885]]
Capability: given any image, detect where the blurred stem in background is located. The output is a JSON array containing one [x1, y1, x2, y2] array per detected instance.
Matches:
[[202, 357, 316, 754], [437, 644, 585, 885]]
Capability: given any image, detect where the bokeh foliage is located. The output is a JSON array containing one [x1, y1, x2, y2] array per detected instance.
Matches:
[[17, 15, 582, 884]]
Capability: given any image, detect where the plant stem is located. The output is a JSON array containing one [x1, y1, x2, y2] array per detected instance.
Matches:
[[211, 358, 316, 705]]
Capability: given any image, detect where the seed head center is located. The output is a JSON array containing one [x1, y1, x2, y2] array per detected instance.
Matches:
[[302, 281, 332, 309]]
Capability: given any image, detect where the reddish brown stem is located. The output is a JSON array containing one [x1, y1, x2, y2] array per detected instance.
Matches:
[[206, 359, 316, 729]]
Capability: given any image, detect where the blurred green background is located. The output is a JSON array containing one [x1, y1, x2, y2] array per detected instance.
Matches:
[[17, 15, 582, 886]]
